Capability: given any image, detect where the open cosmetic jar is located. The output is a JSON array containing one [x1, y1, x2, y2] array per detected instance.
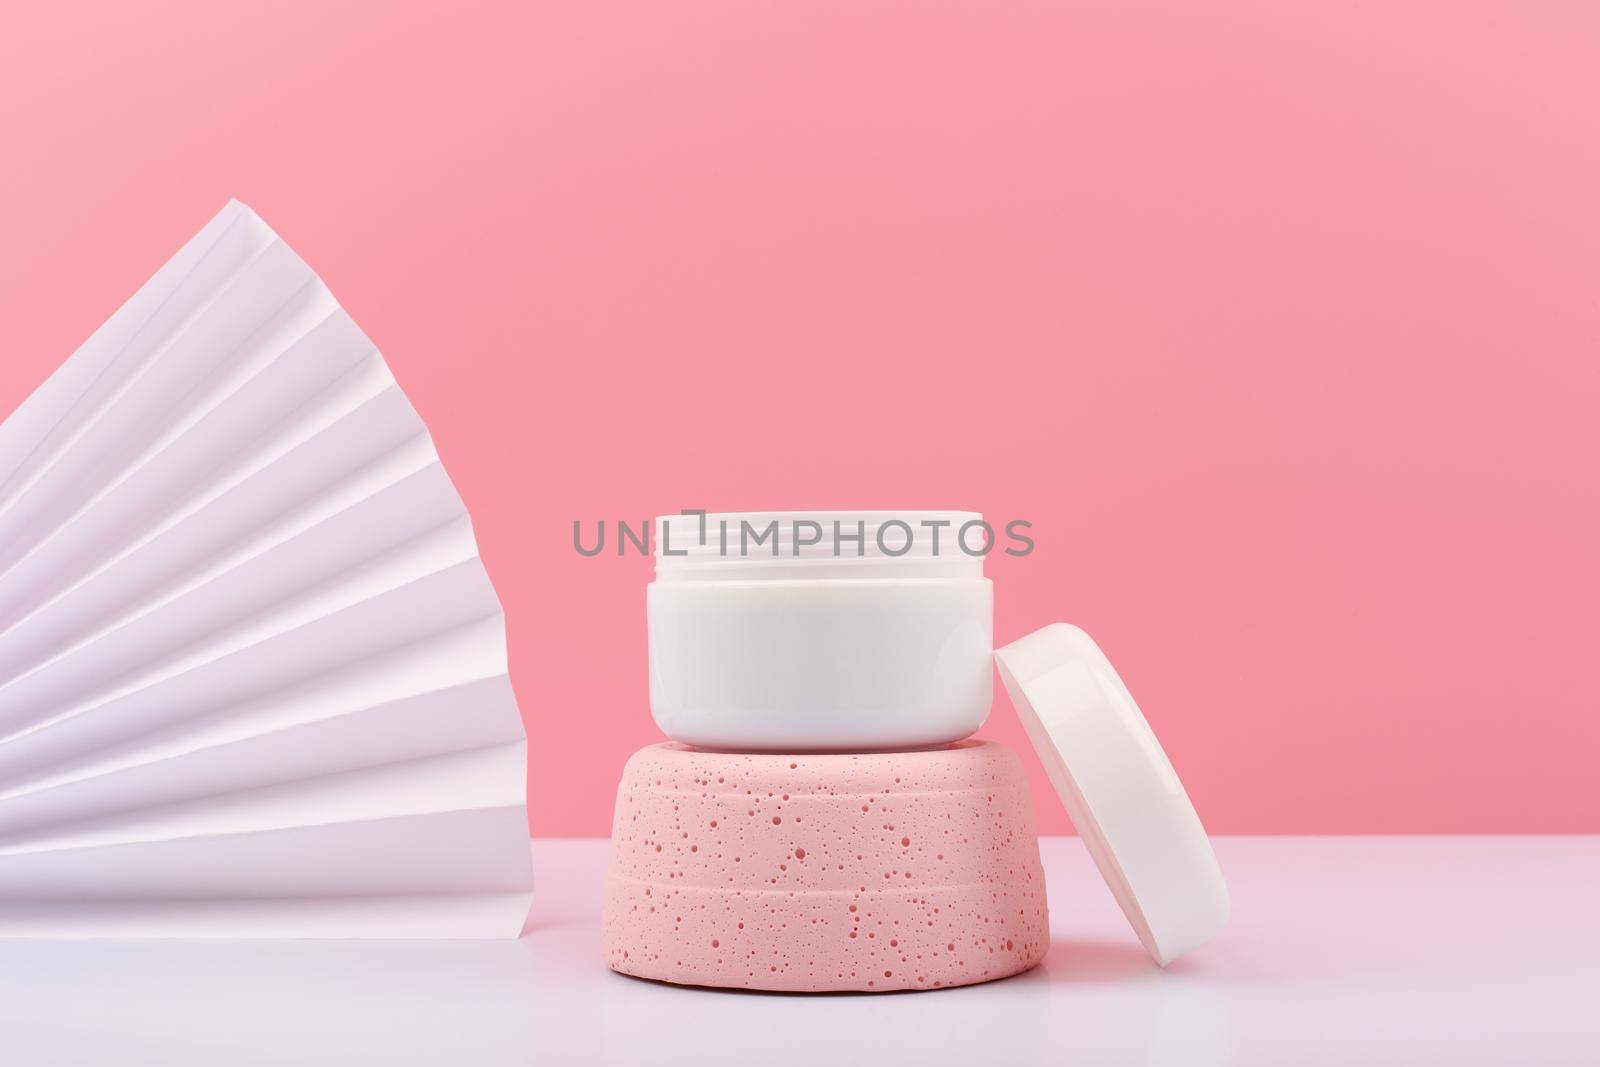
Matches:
[[647, 511, 994, 751]]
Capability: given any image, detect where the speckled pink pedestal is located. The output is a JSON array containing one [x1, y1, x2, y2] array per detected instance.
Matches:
[[602, 740, 1048, 992]]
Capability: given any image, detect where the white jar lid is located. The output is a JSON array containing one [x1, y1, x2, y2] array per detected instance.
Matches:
[[996, 623, 1229, 965]]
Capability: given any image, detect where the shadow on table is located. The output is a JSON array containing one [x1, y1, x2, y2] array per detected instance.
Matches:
[[604, 935, 1159, 997], [1024, 936, 1161, 984], [0, 930, 1233, 1066], [0, 938, 547, 1067]]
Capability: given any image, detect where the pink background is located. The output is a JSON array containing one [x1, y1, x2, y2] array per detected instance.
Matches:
[[2, 2, 1596, 836]]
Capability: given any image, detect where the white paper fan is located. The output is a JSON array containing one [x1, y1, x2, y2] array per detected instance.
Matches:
[[0, 201, 534, 938]]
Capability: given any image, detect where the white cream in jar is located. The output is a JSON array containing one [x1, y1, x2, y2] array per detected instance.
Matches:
[[647, 511, 994, 751]]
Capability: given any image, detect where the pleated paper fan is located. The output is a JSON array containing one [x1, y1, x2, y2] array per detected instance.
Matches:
[[0, 201, 534, 938]]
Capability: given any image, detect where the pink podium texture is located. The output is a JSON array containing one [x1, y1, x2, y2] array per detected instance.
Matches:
[[1, 3, 1597, 836], [602, 741, 1048, 991]]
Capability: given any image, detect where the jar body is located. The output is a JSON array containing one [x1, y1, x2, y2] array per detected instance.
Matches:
[[648, 576, 993, 750]]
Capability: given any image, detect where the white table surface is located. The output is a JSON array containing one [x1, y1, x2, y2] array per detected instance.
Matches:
[[2, 836, 1596, 1066]]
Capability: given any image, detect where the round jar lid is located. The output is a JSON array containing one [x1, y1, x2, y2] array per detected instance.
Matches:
[[996, 623, 1229, 965]]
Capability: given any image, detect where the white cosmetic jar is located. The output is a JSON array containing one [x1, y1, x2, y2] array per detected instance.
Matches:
[[647, 511, 994, 751]]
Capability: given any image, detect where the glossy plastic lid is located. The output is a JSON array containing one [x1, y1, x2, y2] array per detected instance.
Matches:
[[996, 623, 1229, 965]]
